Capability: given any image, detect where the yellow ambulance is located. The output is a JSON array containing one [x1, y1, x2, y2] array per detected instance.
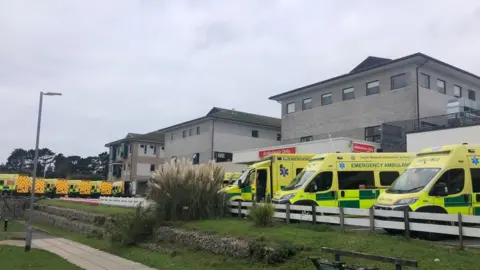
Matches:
[[0, 174, 17, 196], [374, 144, 480, 217], [272, 152, 415, 208], [221, 154, 316, 202]]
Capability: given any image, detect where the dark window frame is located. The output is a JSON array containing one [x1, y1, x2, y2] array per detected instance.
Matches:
[[182, 130, 187, 138], [342, 87, 355, 101], [468, 89, 476, 101], [312, 171, 333, 192], [379, 171, 400, 186], [189, 128, 192, 136], [454, 85, 462, 98], [300, 136, 313, 142], [391, 73, 407, 90], [437, 79, 446, 94], [150, 164, 155, 171], [196, 126, 200, 135], [321, 92, 332, 106], [470, 168, 480, 193], [286, 102, 295, 114], [251, 130, 259, 138], [431, 168, 465, 196], [276, 133, 281, 141], [338, 171, 375, 190], [420, 73, 430, 89], [366, 80, 380, 95], [365, 125, 381, 142], [302, 97, 312, 110]]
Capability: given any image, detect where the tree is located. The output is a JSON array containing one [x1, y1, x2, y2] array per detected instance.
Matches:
[[5, 148, 31, 173]]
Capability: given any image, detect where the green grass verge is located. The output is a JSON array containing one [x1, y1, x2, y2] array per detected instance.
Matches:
[[0, 245, 83, 270], [37, 199, 133, 215], [183, 218, 480, 270]]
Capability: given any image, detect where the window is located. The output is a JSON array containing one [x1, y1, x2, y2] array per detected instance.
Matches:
[[129, 145, 132, 153], [214, 152, 233, 162], [140, 144, 145, 148], [251, 130, 259, 138], [276, 133, 281, 141], [196, 126, 200, 135], [300, 136, 313, 142], [295, 168, 303, 175], [342, 87, 355, 101], [171, 133, 175, 140], [321, 93, 332, 105], [161, 146, 165, 150], [286, 102, 295, 114], [437, 79, 446, 94], [470, 169, 480, 192], [144, 145, 147, 154], [153, 146, 157, 155], [189, 129, 192, 136], [302, 98, 312, 110], [150, 145, 154, 149], [182, 130, 187, 138], [365, 125, 381, 142], [433, 168, 465, 195], [366, 80, 380, 95], [469, 89, 476, 101], [192, 153, 200, 165], [150, 164, 155, 171], [420, 73, 430, 89], [379, 171, 400, 186], [338, 171, 375, 190], [312, 171, 333, 192], [391, 73, 407, 90], [454, 85, 462, 98]]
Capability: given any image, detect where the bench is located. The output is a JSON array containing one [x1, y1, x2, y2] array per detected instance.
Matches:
[[308, 247, 418, 270]]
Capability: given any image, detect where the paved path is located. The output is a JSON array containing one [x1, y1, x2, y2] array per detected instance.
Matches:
[[0, 234, 156, 270]]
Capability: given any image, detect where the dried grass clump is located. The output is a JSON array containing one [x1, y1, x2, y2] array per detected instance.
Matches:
[[147, 158, 227, 221]]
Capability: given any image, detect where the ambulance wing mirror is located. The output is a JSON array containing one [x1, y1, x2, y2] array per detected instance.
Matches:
[[432, 182, 448, 197]]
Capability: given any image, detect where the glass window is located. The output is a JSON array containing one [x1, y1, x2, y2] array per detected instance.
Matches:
[[454, 85, 462, 98], [171, 133, 175, 140], [388, 168, 440, 193], [150, 164, 155, 171], [342, 87, 355, 101], [196, 127, 200, 135], [286, 102, 295, 114], [338, 171, 375, 190], [471, 169, 480, 192], [434, 168, 465, 195], [366, 80, 380, 95], [295, 168, 303, 175], [420, 73, 430, 89], [312, 171, 333, 192], [391, 73, 407, 90], [284, 170, 316, 190], [437, 79, 446, 94], [300, 136, 313, 142], [379, 171, 400, 186], [251, 130, 259, 138], [302, 98, 312, 110], [276, 133, 281, 141], [189, 129, 192, 136], [321, 93, 332, 105], [468, 90, 476, 101], [365, 125, 381, 142], [182, 130, 187, 138]]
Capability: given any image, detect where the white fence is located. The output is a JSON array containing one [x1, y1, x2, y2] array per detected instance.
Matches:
[[228, 201, 480, 247], [99, 196, 152, 208]]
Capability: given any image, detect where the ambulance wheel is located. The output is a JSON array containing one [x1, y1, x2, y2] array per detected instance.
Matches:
[[414, 207, 448, 241]]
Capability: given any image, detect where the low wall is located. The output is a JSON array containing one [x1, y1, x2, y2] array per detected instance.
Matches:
[[33, 204, 108, 226], [0, 197, 30, 219], [31, 210, 105, 238]]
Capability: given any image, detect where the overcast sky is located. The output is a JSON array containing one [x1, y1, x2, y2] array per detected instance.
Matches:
[[1, 0, 480, 162]]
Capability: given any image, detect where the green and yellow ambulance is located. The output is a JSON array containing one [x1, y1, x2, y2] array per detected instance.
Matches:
[[272, 152, 415, 208]]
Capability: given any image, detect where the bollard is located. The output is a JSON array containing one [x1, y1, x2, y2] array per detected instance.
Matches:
[[4, 218, 8, 232]]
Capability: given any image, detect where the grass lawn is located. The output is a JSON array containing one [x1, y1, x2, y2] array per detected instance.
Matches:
[[1, 220, 27, 240], [37, 199, 133, 215], [183, 218, 480, 270], [0, 245, 83, 270]]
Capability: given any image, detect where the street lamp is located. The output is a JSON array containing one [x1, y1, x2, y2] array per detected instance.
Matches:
[[25, 91, 62, 252]]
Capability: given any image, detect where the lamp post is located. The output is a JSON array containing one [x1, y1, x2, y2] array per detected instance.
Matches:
[[25, 91, 62, 252]]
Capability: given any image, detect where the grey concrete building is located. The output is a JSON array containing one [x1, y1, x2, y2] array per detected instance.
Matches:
[[269, 53, 480, 149], [159, 107, 281, 164], [105, 131, 164, 195]]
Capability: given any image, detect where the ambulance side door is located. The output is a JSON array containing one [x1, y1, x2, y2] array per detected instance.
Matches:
[[470, 168, 480, 215], [430, 168, 470, 215], [278, 162, 294, 192]]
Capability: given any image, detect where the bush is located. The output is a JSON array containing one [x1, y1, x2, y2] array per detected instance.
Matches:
[[249, 203, 275, 227], [248, 238, 300, 265], [105, 205, 158, 247], [147, 158, 227, 221]]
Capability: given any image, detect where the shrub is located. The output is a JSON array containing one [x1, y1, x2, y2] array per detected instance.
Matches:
[[249, 203, 275, 227], [105, 205, 158, 247], [248, 238, 299, 265], [147, 158, 227, 221]]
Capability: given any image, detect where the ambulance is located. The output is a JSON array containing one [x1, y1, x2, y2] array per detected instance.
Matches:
[[0, 174, 17, 196], [374, 144, 480, 239], [223, 172, 243, 187], [272, 152, 415, 208], [221, 154, 316, 202]]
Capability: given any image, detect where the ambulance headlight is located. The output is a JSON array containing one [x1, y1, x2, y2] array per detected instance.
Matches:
[[395, 198, 418, 205], [280, 194, 296, 201]]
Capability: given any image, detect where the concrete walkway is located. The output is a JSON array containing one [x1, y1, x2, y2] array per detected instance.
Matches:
[[0, 237, 156, 270]]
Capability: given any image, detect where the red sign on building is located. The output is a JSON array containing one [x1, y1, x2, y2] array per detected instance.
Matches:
[[352, 142, 375, 153], [258, 147, 296, 158]]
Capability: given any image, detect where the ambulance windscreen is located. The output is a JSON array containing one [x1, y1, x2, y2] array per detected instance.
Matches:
[[283, 170, 316, 190], [387, 168, 440, 194]]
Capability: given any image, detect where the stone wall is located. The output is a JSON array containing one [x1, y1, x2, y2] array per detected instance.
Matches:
[[31, 210, 105, 238], [155, 226, 250, 258], [33, 204, 108, 226], [0, 197, 30, 219]]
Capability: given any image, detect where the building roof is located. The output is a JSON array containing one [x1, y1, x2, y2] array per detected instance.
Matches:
[[158, 107, 281, 132], [105, 131, 164, 147], [269, 52, 480, 101]]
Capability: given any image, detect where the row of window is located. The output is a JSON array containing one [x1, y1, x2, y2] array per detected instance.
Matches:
[[173, 127, 281, 141], [139, 144, 163, 155], [176, 126, 201, 140], [286, 73, 408, 114], [420, 73, 476, 100], [307, 171, 399, 192]]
